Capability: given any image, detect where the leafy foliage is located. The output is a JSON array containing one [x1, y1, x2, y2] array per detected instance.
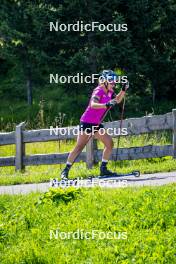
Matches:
[[37, 187, 83, 205]]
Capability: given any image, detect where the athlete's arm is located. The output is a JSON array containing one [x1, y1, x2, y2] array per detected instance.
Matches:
[[90, 96, 107, 109], [115, 90, 126, 104], [115, 82, 129, 103]]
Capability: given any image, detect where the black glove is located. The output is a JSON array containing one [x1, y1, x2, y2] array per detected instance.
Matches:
[[106, 99, 117, 108], [121, 81, 129, 92]]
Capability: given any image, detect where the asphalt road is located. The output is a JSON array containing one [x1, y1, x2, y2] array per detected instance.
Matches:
[[0, 171, 176, 195]]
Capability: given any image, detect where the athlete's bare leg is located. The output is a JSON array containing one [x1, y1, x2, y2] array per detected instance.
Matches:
[[67, 132, 90, 163], [94, 131, 114, 160]]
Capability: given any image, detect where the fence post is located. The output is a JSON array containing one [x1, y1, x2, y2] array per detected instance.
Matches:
[[173, 109, 176, 159], [15, 122, 25, 171], [86, 138, 94, 169]]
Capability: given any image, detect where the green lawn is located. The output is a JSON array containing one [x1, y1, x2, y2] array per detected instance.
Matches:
[[0, 185, 176, 263]]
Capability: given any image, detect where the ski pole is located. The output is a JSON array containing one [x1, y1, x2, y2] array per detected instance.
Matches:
[[114, 95, 126, 170]]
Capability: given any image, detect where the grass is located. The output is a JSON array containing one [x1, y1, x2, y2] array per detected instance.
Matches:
[[0, 131, 176, 185], [0, 185, 176, 263]]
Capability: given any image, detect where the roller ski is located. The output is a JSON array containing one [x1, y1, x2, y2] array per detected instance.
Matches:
[[99, 162, 140, 179], [88, 170, 140, 181], [50, 170, 140, 187]]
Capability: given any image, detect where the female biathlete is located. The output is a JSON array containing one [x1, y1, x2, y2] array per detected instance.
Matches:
[[61, 70, 129, 179]]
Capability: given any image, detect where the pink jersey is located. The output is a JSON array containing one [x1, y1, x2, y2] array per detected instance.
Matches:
[[80, 86, 115, 124]]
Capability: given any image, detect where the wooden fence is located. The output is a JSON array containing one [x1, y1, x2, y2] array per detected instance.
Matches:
[[0, 109, 176, 171]]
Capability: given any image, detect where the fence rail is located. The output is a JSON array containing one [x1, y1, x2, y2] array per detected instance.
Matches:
[[0, 109, 176, 170]]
